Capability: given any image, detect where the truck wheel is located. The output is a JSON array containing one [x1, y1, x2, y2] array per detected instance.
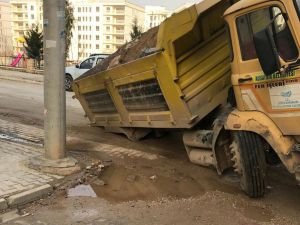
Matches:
[[230, 131, 266, 198], [65, 74, 73, 91]]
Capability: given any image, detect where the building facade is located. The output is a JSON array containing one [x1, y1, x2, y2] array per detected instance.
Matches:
[[0, 1, 13, 56], [10, 0, 43, 53], [4, 0, 192, 61], [144, 6, 170, 30], [69, 0, 145, 60]]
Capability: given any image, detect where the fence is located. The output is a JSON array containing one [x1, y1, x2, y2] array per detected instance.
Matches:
[[0, 55, 77, 71], [0, 56, 27, 68]]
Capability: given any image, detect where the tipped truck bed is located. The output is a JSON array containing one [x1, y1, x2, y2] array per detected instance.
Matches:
[[73, 0, 237, 130]]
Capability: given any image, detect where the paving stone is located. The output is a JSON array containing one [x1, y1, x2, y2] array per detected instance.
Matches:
[[8, 184, 53, 207], [0, 198, 8, 210]]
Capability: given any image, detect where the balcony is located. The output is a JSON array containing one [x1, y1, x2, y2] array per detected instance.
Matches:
[[103, 19, 125, 25], [104, 9, 125, 15], [115, 20, 125, 24], [13, 7, 27, 13], [116, 39, 124, 44], [13, 25, 27, 31], [13, 16, 28, 22]]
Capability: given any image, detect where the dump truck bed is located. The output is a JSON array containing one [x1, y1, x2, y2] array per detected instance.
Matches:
[[73, 0, 236, 129]]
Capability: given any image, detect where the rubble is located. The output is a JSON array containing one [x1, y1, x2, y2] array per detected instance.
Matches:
[[79, 26, 159, 79]]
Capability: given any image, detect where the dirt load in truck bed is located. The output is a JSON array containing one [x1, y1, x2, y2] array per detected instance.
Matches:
[[78, 26, 159, 79]]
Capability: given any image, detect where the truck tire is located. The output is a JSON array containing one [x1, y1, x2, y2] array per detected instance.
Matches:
[[231, 131, 266, 198], [65, 74, 73, 91]]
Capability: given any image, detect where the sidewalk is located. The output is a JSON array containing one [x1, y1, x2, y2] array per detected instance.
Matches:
[[0, 66, 43, 75], [0, 69, 43, 84], [0, 119, 62, 210]]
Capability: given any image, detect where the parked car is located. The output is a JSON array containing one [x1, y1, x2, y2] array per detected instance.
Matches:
[[65, 55, 108, 91], [89, 53, 110, 58]]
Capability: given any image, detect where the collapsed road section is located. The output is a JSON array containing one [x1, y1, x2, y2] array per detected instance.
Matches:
[[73, 0, 300, 197]]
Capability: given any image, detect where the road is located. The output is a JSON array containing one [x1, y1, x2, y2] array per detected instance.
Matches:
[[0, 69, 300, 225]]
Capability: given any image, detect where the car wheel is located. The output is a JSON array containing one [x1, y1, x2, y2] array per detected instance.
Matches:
[[65, 74, 73, 91]]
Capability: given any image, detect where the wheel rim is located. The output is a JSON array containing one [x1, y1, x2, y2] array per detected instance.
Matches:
[[65, 77, 72, 90]]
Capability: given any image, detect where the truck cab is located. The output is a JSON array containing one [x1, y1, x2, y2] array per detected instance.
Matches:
[[224, 0, 300, 193]]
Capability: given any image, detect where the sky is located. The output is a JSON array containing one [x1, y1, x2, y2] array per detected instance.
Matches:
[[130, 0, 199, 10], [0, 0, 200, 10]]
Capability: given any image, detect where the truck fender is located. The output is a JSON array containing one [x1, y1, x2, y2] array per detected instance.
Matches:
[[224, 110, 297, 173], [212, 114, 233, 175]]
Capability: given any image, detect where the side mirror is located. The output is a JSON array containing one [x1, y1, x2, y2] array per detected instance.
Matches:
[[253, 28, 281, 76], [75, 64, 79, 68]]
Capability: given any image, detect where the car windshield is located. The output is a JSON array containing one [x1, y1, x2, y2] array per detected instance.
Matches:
[[294, 0, 300, 18]]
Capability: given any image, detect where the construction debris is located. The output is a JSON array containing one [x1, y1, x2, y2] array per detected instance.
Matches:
[[79, 26, 159, 79]]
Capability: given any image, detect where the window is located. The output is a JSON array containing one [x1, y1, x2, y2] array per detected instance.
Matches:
[[80, 58, 95, 69], [106, 17, 110, 21], [106, 45, 110, 49], [78, 35, 81, 39], [31, 14, 34, 20], [106, 7, 111, 12], [78, 17, 81, 21], [96, 35, 99, 40], [106, 26, 110, 31], [96, 44, 99, 50], [96, 57, 104, 64], [96, 16, 100, 22], [106, 36, 110, 40], [96, 7, 100, 12], [96, 26, 100, 31], [78, 26, 81, 31], [30, 5, 34, 10], [78, 7, 81, 12], [294, 0, 300, 19], [225, 24, 234, 62], [236, 6, 298, 61]]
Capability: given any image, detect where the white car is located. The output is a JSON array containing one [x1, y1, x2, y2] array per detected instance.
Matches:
[[65, 55, 108, 91]]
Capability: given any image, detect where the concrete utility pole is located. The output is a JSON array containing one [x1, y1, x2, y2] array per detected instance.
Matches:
[[43, 0, 66, 160], [30, 0, 79, 175]]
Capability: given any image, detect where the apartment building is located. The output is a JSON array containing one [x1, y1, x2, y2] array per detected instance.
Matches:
[[69, 0, 144, 60], [144, 6, 170, 30], [10, 0, 43, 53], [0, 1, 13, 56]]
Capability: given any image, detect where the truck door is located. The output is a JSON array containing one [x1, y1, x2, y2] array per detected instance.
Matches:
[[234, 4, 300, 135]]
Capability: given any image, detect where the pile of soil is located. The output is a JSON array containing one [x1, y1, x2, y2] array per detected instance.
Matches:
[[78, 26, 159, 79]]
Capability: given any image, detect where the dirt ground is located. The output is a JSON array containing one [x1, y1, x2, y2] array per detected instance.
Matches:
[[0, 71, 300, 225]]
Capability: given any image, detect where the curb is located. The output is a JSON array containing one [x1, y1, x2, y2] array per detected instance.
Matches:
[[0, 198, 8, 210], [7, 184, 53, 207], [0, 66, 43, 75], [0, 76, 43, 85]]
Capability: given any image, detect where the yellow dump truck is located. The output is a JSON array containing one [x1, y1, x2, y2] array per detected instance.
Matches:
[[73, 0, 300, 197]]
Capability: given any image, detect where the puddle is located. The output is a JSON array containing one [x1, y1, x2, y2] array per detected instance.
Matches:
[[68, 185, 97, 198], [90, 164, 206, 203], [0, 133, 43, 147]]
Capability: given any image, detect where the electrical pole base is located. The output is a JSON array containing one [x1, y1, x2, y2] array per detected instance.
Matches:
[[29, 156, 81, 176]]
